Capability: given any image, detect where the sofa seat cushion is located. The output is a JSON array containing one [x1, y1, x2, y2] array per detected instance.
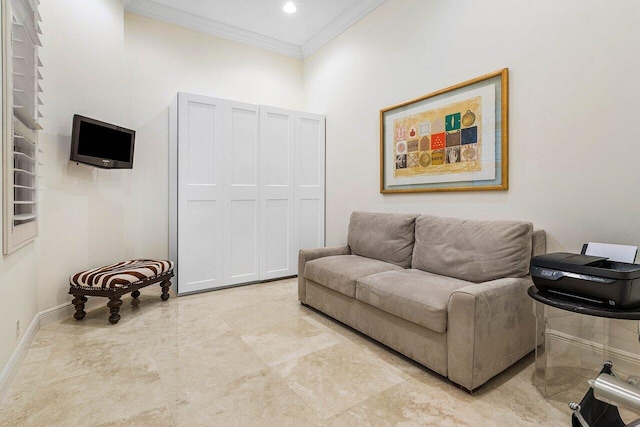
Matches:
[[305, 255, 403, 298], [355, 269, 472, 333]]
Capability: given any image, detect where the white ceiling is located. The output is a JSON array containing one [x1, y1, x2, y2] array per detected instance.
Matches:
[[123, 0, 387, 58]]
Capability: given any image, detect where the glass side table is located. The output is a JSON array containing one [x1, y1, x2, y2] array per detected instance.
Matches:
[[527, 286, 640, 405]]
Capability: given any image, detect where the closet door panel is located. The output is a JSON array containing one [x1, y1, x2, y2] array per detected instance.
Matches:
[[264, 113, 291, 186], [177, 93, 224, 294], [299, 199, 321, 250], [260, 107, 296, 280], [230, 108, 258, 186], [298, 117, 322, 186], [183, 201, 221, 286], [265, 199, 290, 272], [295, 113, 325, 273], [186, 102, 218, 184], [229, 200, 258, 279], [224, 101, 260, 285]]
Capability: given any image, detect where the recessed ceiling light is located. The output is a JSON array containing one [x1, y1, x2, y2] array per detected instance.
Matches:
[[283, 1, 297, 14]]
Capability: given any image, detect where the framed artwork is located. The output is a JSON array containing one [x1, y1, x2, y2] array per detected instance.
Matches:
[[380, 68, 508, 193]]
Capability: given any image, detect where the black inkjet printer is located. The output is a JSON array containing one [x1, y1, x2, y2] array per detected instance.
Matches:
[[530, 252, 640, 308]]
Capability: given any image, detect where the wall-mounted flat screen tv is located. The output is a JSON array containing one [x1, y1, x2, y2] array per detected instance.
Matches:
[[70, 115, 136, 169]]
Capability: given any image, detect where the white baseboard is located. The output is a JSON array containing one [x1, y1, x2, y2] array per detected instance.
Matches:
[[0, 297, 102, 403], [38, 297, 102, 328], [0, 312, 39, 403], [547, 328, 640, 375]]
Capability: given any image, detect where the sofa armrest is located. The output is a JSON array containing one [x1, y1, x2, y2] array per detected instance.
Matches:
[[532, 230, 547, 257], [298, 246, 351, 303], [447, 276, 536, 390]]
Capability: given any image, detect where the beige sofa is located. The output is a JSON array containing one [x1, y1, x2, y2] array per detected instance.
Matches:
[[298, 212, 546, 391]]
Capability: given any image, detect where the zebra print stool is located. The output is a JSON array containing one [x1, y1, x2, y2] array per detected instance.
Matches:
[[69, 259, 174, 324]]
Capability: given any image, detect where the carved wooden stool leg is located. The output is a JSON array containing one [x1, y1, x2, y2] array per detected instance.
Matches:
[[160, 280, 171, 301], [107, 296, 123, 324], [131, 290, 141, 306], [72, 295, 88, 320]]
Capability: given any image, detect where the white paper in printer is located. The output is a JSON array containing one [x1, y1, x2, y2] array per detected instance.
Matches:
[[584, 242, 638, 263]]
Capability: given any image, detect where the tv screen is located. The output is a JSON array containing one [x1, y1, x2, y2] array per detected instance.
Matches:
[[70, 115, 135, 169]]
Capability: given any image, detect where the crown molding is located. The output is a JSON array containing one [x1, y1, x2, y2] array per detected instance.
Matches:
[[301, 0, 387, 57], [124, 0, 388, 60], [125, 0, 303, 59]]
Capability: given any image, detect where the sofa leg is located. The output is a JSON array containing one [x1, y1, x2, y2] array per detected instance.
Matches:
[[107, 296, 123, 324], [160, 280, 170, 301], [72, 295, 87, 320]]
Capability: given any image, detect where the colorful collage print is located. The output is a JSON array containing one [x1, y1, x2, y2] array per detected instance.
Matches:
[[393, 96, 482, 178]]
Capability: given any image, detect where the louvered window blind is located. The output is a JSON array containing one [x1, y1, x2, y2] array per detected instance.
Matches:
[[3, 0, 42, 254]]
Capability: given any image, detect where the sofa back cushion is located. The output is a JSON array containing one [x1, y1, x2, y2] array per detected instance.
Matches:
[[348, 212, 418, 268], [412, 215, 533, 282]]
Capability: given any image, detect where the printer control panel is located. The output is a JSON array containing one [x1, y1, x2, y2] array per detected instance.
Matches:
[[540, 269, 555, 278], [531, 266, 615, 284]]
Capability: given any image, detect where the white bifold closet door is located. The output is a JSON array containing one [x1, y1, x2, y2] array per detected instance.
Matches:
[[258, 108, 325, 279], [176, 93, 225, 294], [259, 107, 296, 280], [295, 112, 325, 265], [224, 101, 260, 286], [171, 93, 325, 295]]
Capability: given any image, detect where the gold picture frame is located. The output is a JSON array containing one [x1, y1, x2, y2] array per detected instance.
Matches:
[[380, 68, 508, 194]]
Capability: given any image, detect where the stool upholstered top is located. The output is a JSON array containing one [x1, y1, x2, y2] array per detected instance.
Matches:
[[70, 259, 174, 290]]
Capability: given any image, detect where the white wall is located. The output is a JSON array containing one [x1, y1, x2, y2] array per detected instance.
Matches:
[[0, 1, 41, 380], [0, 244, 37, 382], [5, 0, 638, 382], [303, 0, 640, 254], [2, 0, 302, 377], [122, 13, 303, 261], [37, 0, 128, 312], [35, 4, 302, 312], [303, 0, 640, 358]]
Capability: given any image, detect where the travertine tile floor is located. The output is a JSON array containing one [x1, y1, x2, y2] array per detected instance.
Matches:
[[0, 278, 599, 426]]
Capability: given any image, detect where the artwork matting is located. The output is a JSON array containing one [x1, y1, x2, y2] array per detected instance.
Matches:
[[380, 68, 508, 193]]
